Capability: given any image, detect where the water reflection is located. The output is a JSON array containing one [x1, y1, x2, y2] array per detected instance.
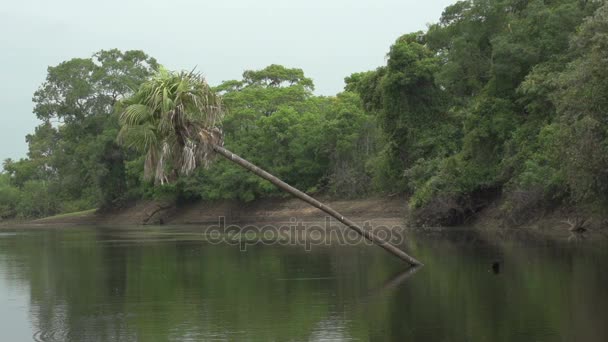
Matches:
[[0, 226, 607, 341]]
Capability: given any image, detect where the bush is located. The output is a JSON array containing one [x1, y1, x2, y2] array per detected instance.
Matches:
[[0, 176, 20, 219], [15, 180, 59, 218]]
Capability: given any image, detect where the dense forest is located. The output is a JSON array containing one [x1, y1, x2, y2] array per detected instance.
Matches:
[[1, 0, 607, 226]]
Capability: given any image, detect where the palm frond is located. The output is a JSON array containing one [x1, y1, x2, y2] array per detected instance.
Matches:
[[117, 124, 158, 152], [118, 68, 225, 183], [121, 104, 153, 126]]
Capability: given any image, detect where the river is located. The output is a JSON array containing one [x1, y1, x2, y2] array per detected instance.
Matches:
[[0, 225, 606, 341]]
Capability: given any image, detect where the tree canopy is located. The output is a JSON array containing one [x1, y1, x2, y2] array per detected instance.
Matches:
[[3, 0, 608, 225]]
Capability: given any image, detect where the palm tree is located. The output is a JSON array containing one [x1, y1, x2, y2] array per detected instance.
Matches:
[[118, 68, 421, 267], [118, 68, 223, 184]]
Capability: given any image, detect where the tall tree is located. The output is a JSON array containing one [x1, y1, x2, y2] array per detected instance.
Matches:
[[16, 49, 160, 213]]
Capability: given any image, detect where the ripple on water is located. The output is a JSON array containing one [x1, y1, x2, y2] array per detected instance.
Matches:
[[32, 328, 68, 342]]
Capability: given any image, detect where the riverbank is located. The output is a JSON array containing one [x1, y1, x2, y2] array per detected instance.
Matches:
[[3, 196, 606, 241], [10, 196, 409, 228]]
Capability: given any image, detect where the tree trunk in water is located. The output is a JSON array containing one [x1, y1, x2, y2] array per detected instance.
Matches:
[[212, 144, 422, 267]]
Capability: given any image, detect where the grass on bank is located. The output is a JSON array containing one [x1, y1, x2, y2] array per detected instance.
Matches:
[[34, 209, 97, 222]]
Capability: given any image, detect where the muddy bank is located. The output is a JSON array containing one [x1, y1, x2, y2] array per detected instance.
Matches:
[[467, 198, 608, 240], [22, 196, 410, 227], [6, 196, 606, 241]]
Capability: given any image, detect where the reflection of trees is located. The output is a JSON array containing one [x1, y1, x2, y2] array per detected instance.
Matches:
[[0, 228, 402, 341], [0, 228, 607, 341], [363, 231, 608, 341]]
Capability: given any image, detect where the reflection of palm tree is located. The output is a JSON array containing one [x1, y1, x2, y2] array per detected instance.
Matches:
[[118, 69, 421, 267], [366, 267, 422, 298]]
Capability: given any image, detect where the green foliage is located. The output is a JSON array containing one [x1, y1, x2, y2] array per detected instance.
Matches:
[[322, 92, 378, 196], [180, 66, 378, 201], [15, 180, 59, 218], [5, 0, 608, 224], [350, 0, 604, 224], [548, 2, 608, 204], [348, 33, 457, 194], [118, 68, 224, 185], [33, 49, 158, 123], [0, 174, 20, 219], [1, 49, 158, 218]]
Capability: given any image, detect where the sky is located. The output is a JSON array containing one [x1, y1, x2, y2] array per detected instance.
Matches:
[[0, 0, 455, 161]]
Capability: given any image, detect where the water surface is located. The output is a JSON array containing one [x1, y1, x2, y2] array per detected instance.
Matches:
[[0, 225, 606, 341]]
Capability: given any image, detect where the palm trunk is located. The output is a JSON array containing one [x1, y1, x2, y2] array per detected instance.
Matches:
[[212, 144, 422, 267]]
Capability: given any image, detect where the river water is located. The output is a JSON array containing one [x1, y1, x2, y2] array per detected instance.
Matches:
[[0, 225, 606, 341]]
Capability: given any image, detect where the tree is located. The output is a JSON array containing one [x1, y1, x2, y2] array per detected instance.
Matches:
[[0, 173, 19, 219], [183, 65, 375, 202], [322, 92, 378, 196], [207, 65, 323, 199], [119, 69, 421, 266], [348, 33, 456, 193], [342, 0, 601, 225], [19, 49, 160, 211], [118, 68, 224, 184], [33, 49, 158, 124], [216, 64, 314, 118], [549, 2, 608, 205]]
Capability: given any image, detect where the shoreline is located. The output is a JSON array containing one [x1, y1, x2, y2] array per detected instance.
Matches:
[[2, 196, 606, 242], [3, 196, 409, 228]]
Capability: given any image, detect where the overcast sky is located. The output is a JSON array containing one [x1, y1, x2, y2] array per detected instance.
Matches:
[[0, 0, 455, 161]]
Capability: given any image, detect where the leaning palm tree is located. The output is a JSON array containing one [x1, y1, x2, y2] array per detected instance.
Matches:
[[118, 68, 421, 267], [118, 68, 224, 184]]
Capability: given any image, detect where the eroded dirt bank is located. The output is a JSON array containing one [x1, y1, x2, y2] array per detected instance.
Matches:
[[25, 196, 410, 227], [7, 196, 607, 241]]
